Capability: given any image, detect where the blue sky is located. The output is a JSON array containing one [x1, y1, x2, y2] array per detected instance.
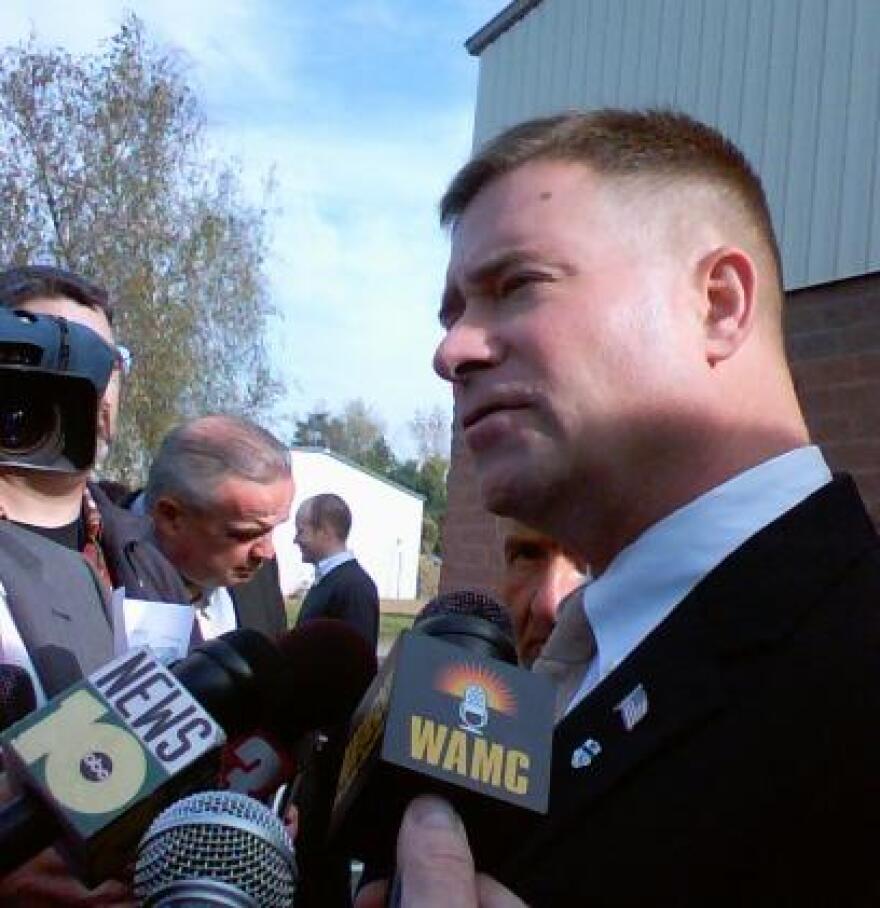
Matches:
[[2, 0, 502, 455]]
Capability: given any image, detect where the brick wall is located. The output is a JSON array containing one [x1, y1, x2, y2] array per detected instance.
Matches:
[[440, 271, 880, 592], [788, 272, 880, 524]]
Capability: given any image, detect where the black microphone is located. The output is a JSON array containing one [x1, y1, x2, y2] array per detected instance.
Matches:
[[330, 589, 555, 879], [134, 789, 296, 907], [218, 619, 378, 801], [0, 629, 284, 883], [0, 664, 36, 733]]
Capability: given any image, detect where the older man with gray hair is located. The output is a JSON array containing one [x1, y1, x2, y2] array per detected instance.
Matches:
[[141, 413, 293, 640]]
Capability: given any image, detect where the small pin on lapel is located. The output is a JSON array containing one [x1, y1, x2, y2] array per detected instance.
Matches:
[[615, 683, 649, 731], [570, 737, 602, 769]]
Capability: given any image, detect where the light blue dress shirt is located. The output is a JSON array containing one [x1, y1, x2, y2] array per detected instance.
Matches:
[[567, 446, 832, 715], [315, 550, 355, 582]]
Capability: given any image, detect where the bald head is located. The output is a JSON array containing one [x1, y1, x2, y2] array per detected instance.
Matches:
[[145, 414, 291, 513]]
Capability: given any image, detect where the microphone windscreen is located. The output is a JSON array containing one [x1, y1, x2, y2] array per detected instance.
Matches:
[[274, 619, 378, 736], [0, 664, 36, 732], [414, 589, 517, 665], [415, 588, 514, 638], [133, 790, 296, 908]]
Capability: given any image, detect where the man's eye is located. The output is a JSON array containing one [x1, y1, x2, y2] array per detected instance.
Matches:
[[228, 529, 261, 542], [499, 273, 545, 297]]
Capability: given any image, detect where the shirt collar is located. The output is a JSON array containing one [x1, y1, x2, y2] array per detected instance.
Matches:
[[315, 550, 354, 581], [575, 446, 831, 705]]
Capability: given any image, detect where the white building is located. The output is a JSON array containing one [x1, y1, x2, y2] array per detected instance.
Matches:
[[274, 447, 424, 600]]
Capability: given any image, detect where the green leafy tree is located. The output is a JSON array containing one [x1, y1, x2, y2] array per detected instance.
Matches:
[[292, 399, 450, 556], [0, 17, 280, 480]]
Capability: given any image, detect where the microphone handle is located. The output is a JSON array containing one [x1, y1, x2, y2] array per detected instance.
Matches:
[[0, 794, 58, 875]]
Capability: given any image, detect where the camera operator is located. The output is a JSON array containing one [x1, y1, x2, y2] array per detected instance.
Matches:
[[0, 265, 185, 599], [0, 267, 166, 904]]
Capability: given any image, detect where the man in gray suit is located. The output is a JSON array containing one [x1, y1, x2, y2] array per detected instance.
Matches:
[[141, 414, 294, 641]]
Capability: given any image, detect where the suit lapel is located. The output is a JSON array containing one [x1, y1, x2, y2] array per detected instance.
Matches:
[[0, 523, 113, 695], [514, 475, 877, 865], [535, 592, 725, 846]]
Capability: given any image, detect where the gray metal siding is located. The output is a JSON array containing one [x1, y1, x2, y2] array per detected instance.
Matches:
[[471, 0, 880, 290]]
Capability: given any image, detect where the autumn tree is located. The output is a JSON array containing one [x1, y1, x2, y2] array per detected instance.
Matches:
[[409, 405, 450, 463], [0, 17, 280, 481]]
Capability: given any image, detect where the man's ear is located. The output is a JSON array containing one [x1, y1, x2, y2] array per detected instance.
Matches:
[[698, 246, 758, 367], [152, 496, 185, 535]]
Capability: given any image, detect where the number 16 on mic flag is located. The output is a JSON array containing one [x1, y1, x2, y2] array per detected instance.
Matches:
[[0, 647, 224, 884]]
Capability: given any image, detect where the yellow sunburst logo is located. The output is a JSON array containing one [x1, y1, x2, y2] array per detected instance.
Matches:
[[435, 663, 517, 716]]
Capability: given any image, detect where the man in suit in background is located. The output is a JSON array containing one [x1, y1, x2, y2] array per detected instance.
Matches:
[[290, 492, 379, 908], [142, 414, 293, 641], [359, 109, 880, 907], [294, 493, 379, 650]]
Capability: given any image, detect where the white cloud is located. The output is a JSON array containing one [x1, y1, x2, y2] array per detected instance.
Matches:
[[1, 0, 483, 456]]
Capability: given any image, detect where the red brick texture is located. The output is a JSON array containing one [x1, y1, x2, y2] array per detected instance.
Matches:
[[440, 271, 880, 593]]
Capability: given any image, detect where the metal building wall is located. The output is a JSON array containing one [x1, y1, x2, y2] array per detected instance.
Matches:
[[471, 0, 880, 291]]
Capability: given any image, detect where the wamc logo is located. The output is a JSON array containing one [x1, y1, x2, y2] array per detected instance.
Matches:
[[436, 662, 517, 737]]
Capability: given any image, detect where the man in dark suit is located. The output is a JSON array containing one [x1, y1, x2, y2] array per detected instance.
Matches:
[[142, 414, 293, 641], [357, 110, 880, 907], [294, 493, 379, 650], [291, 493, 379, 907]]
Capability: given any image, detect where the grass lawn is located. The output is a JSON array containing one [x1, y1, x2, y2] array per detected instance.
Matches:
[[286, 597, 421, 655]]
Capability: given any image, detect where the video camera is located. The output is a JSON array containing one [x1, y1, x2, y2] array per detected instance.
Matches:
[[0, 308, 116, 473]]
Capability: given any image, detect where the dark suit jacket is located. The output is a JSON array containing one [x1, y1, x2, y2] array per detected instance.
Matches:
[[0, 522, 113, 697], [296, 558, 379, 650], [90, 481, 189, 604], [229, 558, 288, 638], [498, 476, 880, 907]]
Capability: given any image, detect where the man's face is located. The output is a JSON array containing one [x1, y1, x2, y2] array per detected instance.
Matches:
[[294, 506, 329, 566], [15, 295, 121, 465], [154, 473, 294, 589], [434, 161, 703, 533], [500, 521, 586, 666]]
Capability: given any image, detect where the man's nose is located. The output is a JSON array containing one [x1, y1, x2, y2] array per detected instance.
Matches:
[[433, 315, 500, 383], [251, 533, 276, 562], [534, 558, 583, 620]]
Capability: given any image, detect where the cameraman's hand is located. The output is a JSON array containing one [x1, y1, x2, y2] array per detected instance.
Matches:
[[0, 846, 136, 907], [355, 795, 528, 908]]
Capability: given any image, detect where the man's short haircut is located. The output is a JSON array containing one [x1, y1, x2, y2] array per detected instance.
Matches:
[[303, 493, 352, 542], [0, 265, 114, 324], [440, 108, 782, 288], [145, 414, 290, 513]]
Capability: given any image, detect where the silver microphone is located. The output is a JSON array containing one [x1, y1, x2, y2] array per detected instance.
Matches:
[[134, 790, 296, 907]]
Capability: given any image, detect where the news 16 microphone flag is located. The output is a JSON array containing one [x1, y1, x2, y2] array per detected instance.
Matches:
[[0, 647, 224, 884]]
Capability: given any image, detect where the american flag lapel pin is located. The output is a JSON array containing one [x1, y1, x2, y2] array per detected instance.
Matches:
[[615, 683, 649, 731]]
